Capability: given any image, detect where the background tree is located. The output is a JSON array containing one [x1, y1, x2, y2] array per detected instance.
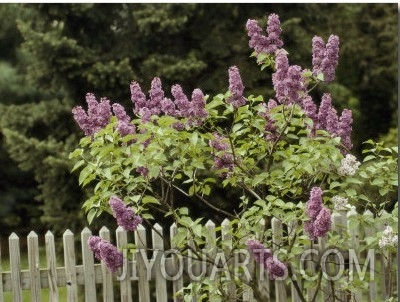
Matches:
[[0, 3, 396, 234]]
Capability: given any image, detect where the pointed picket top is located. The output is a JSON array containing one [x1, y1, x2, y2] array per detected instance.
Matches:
[[28, 231, 38, 238], [347, 206, 358, 217], [9, 232, 19, 240], [153, 223, 163, 233], [221, 218, 231, 227], [45, 230, 54, 238], [63, 229, 74, 236], [81, 227, 92, 235], [136, 224, 146, 232], [205, 219, 216, 227], [100, 226, 110, 233]]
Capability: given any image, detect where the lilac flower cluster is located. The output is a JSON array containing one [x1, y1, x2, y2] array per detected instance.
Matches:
[[272, 51, 307, 104], [88, 236, 123, 272], [304, 187, 332, 240], [72, 93, 135, 137], [246, 13, 284, 55], [72, 93, 112, 136], [209, 133, 234, 176], [315, 94, 353, 152], [337, 154, 360, 176], [226, 66, 246, 108], [378, 226, 398, 249], [109, 196, 143, 232], [246, 239, 287, 280], [312, 35, 340, 83], [131, 78, 208, 127], [259, 99, 278, 140]]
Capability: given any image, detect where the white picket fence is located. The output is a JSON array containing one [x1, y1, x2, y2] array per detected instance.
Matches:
[[0, 209, 396, 302]]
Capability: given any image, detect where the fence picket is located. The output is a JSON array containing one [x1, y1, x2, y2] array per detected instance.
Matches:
[[0, 211, 395, 302], [27, 231, 41, 302], [116, 226, 132, 302], [170, 223, 184, 302], [272, 217, 287, 302], [99, 226, 114, 301], [45, 231, 59, 302], [152, 223, 168, 302], [81, 227, 97, 302], [135, 224, 151, 302], [9, 233, 22, 302], [221, 219, 236, 301], [63, 229, 78, 301]]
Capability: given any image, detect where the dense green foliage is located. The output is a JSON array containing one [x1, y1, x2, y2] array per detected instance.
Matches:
[[0, 3, 397, 234]]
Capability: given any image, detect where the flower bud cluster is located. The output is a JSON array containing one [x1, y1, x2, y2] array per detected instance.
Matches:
[[227, 66, 246, 108], [259, 99, 278, 140], [88, 236, 123, 272], [246, 239, 287, 280], [304, 187, 332, 240]]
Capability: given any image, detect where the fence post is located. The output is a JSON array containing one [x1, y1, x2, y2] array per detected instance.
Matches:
[[63, 229, 78, 302], [45, 231, 59, 302], [9, 233, 22, 302], [99, 226, 114, 301], [347, 207, 362, 301], [81, 227, 97, 302], [288, 220, 301, 302], [27, 231, 41, 302]]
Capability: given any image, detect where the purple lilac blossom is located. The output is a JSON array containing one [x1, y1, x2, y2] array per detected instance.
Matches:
[[130, 81, 147, 115], [246, 239, 272, 264], [259, 99, 278, 141], [172, 84, 191, 118], [209, 133, 230, 151], [304, 187, 332, 240], [301, 96, 318, 135], [139, 107, 152, 123], [312, 207, 332, 238], [72, 93, 112, 137], [136, 166, 149, 177], [316, 93, 334, 131], [112, 103, 136, 136], [160, 97, 176, 116], [188, 88, 208, 126], [272, 51, 306, 104], [226, 66, 246, 108], [265, 257, 288, 280], [88, 236, 123, 272], [246, 239, 287, 280], [148, 77, 164, 115], [338, 109, 353, 153], [312, 35, 340, 83], [109, 196, 143, 232], [246, 13, 283, 54]]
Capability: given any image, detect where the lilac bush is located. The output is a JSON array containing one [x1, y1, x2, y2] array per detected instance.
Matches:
[[71, 11, 397, 301]]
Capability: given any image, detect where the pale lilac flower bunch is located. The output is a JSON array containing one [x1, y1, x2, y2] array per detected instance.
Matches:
[[246, 239, 287, 280], [226, 66, 246, 108], [88, 236, 123, 272], [246, 13, 283, 55], [272, 51, 307, 104], [304, 187, 332, 240], [332, 195, 350, 211], [109, 196, 143, 231], [72, 93, 112, 136], [131, 78, 163, 122], [379, 226, 398, 249], [337, 154, 361, 176], [312, 35, 340, 83]]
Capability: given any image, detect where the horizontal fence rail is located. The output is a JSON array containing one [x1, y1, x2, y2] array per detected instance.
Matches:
[[0, 209, 396, 301]]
